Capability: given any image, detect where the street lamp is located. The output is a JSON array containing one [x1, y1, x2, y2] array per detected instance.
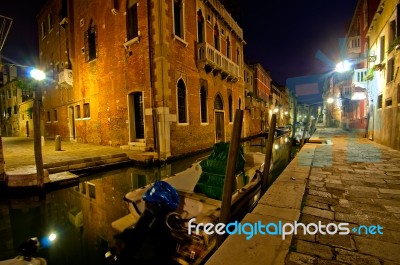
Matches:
[[30, 68, 45, 191], [335, 60, 352, 73]]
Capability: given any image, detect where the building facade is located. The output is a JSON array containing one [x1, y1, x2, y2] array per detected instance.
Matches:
[[0, 65, 35, 137], [37, 0, 245, 158]]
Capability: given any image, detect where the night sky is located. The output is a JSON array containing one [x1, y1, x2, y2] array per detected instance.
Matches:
[[1, 0, 358, 84]]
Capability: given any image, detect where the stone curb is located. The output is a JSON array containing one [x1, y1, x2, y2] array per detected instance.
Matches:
[[206, 144, 317, 265]]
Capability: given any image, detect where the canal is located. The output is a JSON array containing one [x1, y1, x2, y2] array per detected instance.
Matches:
[[0, 136, 291, 264]]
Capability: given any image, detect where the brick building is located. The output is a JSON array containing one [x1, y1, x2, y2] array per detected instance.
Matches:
[[37, 0, 245, 158]]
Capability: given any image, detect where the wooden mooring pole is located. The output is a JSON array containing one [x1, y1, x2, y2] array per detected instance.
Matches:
[[262, 114, 276, 195], [217, 109, 243, 246]]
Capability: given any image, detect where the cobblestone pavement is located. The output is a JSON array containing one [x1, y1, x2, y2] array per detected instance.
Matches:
[[287, 127, 400, 265], [1, 137, 155, 170]]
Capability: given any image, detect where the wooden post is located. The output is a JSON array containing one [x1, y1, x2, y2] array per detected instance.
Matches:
[[33, 91, 44, 191], [218, 109, 243, 246], [262, 114, 276, 194], [288, 98, 297, 162]]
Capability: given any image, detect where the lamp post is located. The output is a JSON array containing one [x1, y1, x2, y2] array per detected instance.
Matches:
[[30, 69, 45, 191]]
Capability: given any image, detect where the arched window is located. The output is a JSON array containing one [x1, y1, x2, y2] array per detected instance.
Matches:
[[228, 94, 233, 122], [177, 79, 187, 123], [214, 94, 223, 110], [197, 9, 204, 43], [226, 36, 231, 59], [214, 23, 220, 50], [200, 86, 208, 123]]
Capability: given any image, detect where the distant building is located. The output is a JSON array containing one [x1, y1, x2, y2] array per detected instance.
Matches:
[[0, 64, 34, 137], [37, 0, 245, 158]]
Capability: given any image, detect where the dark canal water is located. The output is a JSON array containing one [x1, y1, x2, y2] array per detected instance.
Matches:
[[0, 136, 291, 264]]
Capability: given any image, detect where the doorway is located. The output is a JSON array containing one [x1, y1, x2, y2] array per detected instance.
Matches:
[[128, 92, 145, 141]]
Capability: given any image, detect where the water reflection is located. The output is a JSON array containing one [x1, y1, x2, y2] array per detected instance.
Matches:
[[0, 153, 207, 264], [0, 138, 291, 264]]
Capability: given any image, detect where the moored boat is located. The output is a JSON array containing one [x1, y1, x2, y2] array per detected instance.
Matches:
[[110, 144, 266, 264]]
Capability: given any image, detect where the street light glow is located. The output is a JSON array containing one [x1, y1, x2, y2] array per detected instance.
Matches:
[[30, 69, 46, 81], [335, 60, 351, 73], [273, 108, 279, 113], [327, 97, 334, 104]]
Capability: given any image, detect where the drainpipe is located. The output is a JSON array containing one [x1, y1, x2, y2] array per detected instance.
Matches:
[[147, 0, 160, 160]]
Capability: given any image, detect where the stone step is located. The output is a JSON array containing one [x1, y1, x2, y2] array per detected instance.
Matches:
[[45, 153, 130, 174], [120, 145, 151, 152]]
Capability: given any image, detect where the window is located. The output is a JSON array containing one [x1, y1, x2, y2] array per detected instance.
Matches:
[[84, 26, 97, 62], [54, 110, 58, 121], [236, 48, 240, 65], [83, 103, 90, 118], [200, 86, 207, 123], [41, 21, 47, 38], [377, 94, 383, 109], [226, 37, 231, 59], [88, 183, 96, 199], [380, 36, 385, 62], [13, 106, 17, 114], [387, 58, 394, 82], [389, 20, 396, 46], [48, 13, 53, 31], [173, 0, 184, 39], [126, 0, 138, 40], [398, 84, 400, 105], [197, 9, 204, 43], [177, 79, 187, 123], [385, 97, 392, 107], [47, 111, 51, 122], [76, 105, 81, 119], [214, 24, 220, 50], [228, 94, 233, 122]]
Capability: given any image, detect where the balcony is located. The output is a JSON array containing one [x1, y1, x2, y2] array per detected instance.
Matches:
[[352, 68, 367, 89], [197, 42, 239, 81], [58, 69, 73, 86], [202, 0, 243, 40]]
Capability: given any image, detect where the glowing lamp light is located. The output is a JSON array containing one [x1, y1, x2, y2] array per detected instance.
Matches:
[[284, 111, 289, 115], [335, 60, 351, 73], [49, 233, 57, 241], [273, 108, 279, 113], [274, 144, 279, 150], [327, 97, 334, 104], [30, 69, 46, 81]]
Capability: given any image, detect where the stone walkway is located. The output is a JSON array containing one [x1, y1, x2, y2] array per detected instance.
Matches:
[[1, 137, 156, 170], [287, 128, 400, 265], [206, 126, 400, 265]]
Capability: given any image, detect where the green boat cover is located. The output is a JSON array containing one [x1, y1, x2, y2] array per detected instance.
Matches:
[[195, 142, 246, 200]]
